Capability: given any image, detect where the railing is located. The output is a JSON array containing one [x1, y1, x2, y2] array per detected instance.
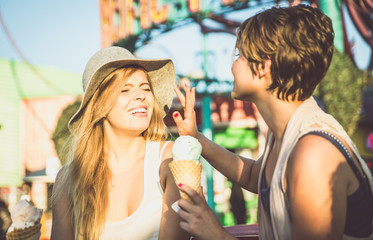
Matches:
[[191, 224, 259, 240]]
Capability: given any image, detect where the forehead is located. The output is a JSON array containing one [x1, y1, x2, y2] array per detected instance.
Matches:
[[125, 69, 149, 84]]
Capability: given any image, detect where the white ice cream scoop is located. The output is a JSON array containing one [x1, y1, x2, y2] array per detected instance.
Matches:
[[172, 136, 202, 162], [8, 200, 43, 231]]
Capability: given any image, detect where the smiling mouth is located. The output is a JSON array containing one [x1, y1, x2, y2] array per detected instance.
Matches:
[[129, 108, 147, 114]]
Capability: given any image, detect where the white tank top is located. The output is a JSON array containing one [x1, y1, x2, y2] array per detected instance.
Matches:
[[100, 141, 170, 240]]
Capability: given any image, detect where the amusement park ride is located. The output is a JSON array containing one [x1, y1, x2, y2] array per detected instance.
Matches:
[[343, 0, 373, 70], [100, 0, 373, 71]]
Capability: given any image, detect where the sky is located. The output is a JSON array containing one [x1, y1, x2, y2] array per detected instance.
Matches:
[[0, 0, 371, 83], [0, 0, 101, 74]]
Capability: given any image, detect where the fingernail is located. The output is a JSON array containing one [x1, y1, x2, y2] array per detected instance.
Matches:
[[178, 183, 183, 187], [173, 112, 179, 117], [184, 83, 188, 88], [171, 201, 180, 212]]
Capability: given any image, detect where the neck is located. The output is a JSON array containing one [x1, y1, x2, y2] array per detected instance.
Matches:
[[255, 95, 304, 141], [103, 121, 147, 166]]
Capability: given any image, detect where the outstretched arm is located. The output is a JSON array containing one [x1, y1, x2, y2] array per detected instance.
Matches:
[[172, 84, 262, 192]]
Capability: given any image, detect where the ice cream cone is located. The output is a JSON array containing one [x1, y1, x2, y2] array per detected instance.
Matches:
[[169, 160, 202, 202], [6, 223, 41, 240]]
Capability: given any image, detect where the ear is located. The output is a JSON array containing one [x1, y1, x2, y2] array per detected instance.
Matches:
[[259, 59, 271, 78]]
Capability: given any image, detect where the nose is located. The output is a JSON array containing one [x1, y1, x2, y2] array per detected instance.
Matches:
[[133, 90, 145, 101]]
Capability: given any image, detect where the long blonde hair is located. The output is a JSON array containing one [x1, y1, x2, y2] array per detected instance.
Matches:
[[53, 67, 168, 240]]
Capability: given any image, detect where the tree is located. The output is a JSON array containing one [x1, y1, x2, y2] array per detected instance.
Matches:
[[314, 50, 373, 136], [51, 99, 81, 165]]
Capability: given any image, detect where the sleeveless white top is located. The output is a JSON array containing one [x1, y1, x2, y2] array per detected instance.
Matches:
[[100, 141, 170, 240]]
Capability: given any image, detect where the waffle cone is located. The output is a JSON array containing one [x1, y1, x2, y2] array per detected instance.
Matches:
[[6, 223, 41, 240], [169, 160, 202, 202]]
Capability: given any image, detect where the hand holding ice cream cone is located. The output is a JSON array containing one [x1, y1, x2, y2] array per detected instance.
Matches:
[[169, 136, 202, 203]]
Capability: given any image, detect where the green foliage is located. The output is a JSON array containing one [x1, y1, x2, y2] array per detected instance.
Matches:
[[314, 50, 373, 136], [52, 99, 81, 165]]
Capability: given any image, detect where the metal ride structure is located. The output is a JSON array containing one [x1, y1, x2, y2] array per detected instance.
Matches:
[[343, 0, 373, 71]]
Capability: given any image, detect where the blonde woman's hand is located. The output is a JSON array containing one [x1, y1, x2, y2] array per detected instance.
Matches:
[[172, 84, 198, 138]]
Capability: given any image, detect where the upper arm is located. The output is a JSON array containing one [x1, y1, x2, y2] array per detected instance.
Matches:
[[239, 155, 262, 194], [158, 141, 190, 240], [51, 168, 74, 240], [158, 141, 174, 190], [286, 135, 349, 240], [239, 130, 273, 193]]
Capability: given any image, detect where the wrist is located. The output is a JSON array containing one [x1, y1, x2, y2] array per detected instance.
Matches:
[[216, 228, 236, 240], [196, 131, 204, 140]]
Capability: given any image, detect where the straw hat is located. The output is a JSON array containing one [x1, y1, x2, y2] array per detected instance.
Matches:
[[68, 46, 175, 130]]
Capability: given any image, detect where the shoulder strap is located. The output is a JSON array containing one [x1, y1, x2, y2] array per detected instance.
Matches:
[[159, 141, 172, 161], [153, 141, 172, 194], [302, 130, 364, 181]]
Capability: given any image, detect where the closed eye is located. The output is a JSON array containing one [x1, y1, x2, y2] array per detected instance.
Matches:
[[122, 82, 151, 92]]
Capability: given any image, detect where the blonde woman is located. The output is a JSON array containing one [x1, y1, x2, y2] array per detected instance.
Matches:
[[51, 47, 189, 240]]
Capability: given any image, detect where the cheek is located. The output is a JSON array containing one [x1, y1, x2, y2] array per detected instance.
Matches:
[[148, 92, 155, 102], [117, 94, 130, 105], [231, 61, 238, 75], [147, 93, 155, 117], [147, 93, 155, 106], [232, 64, 245, 86], [107, 96, 127, 118], [106, 104, 122, 122], [231, 60, 246, 82]]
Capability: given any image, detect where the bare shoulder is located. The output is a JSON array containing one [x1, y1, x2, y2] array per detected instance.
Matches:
[[55, 165, 67, 181], [159, 140, 175, 190], [52, 165, 70, 203], [288, 134, 347, 176], [53, 166, 66, 191], [286, 133, 350, 196]]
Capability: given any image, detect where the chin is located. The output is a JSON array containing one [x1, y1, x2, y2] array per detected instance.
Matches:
[[231, 90, 237, 99], [231, 91, 243, 100], [231, 91, 253, 102]]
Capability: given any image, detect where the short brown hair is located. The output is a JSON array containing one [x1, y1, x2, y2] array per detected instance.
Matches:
[[236, 4, 334, 101]]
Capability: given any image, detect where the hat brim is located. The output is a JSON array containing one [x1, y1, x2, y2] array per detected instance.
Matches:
[[68, 58, 175, 131]]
